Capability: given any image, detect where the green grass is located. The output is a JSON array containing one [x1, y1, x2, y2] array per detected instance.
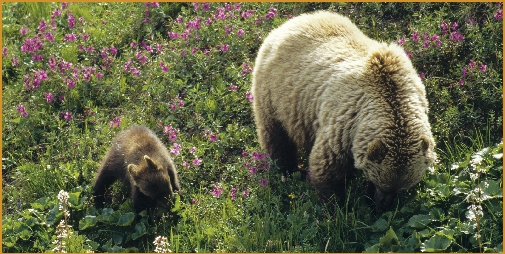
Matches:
[[2, 2, 502, 252]]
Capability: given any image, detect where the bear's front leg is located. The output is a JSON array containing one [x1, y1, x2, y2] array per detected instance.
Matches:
[[308, 136, 354, 203]]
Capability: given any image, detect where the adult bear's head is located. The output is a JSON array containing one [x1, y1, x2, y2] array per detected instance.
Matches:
[[362, 135, 436, 212]]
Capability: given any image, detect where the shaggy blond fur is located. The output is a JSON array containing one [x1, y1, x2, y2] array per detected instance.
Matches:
[[93, 125, 180, 212], [252, 11, 436, 209]]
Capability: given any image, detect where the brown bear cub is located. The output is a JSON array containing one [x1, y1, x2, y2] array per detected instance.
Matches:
[[93, 125, 180, 213]]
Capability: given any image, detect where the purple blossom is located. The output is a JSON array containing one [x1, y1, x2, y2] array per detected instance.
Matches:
[[230, 85, 238, 91], [241, 10, 255, 19], [419, 72, 425, 79], [109, 117, 121, 128], [459, 79, 465, 85], [242, 150, 248, 158], [221, 44, 229, 52], [20, 28, 28, 35], [110, 46, 117, 55], [82, 34, 90, 40], [237, 29, 244, 37], [412, 30, 419, 42], [202, 2, 210, 11], [131, 68, 141, 76], [190, 147, 196, 154], [469, 60, 475, 69], [230, 188, 237, 200], [203, 49, 210, 56], [191, 47, 198, 55], [214, 8, 226, 20], [170, 143, 181, 156], [97, 72, 103, 79], [64, 34, 77, 42], [451, 22, 458, 31], [101, 47, 108, 59], [225, 25, 232, 35], [209, 134, 217, 142], [243, 188, 249, 198], [33, 54, 44, 62], [2, 47, 7, 57], [164, 125, 178, 141], [17, 105, 28, 117], [467, 18, 477, 26], [157, 43, 162, 53], [21, 37, 44, 53], [53, 8, 62, 17], [45, 92, 55, 103], [212, 186, 223, 198], [397, 36, 405, 45], [63, 112, 72, 121], [38, 19, 47, 33], [68, 13, 75, 29], [45, 32, 54, 42], [450, 31, 465, 41], [193, 157, 202, 166], [67, 79, 76, 89], [245, 91, 254, 102], [192, 2, 199, 11], [265, 6, 277, 19], [160, 62, 169, 72], [441, 22, 449, 34], [480, 64, 487, 72], [168, 31, 179, 40], [259, 178, 268, 187], [176, 17, 183, 24], [11, 57, 19, 66], [462, 67, 468, 77], [494, 9, 503, 20], [183, 161, 190, 168], [130, 41, 137, 48], [181, 49, 186, 57]]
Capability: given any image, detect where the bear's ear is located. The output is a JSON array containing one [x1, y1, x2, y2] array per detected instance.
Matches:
[[144, 155, 159, 171], [367, 139, 388, 163], [421, 135, 431, 152]]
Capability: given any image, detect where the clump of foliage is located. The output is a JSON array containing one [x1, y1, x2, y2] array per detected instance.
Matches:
[[2, 2, 502, 252]]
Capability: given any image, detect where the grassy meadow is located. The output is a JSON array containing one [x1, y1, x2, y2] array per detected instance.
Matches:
[[1, 2, 503, 252]]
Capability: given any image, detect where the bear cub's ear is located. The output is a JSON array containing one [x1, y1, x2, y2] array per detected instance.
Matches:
[[367, 139, 388, 163], [144, 155, 160, 171]]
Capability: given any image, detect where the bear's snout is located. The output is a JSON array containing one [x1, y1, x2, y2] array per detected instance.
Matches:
[[374, 188, 398, 214]]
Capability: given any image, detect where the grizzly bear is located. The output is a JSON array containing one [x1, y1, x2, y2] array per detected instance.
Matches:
[[251, 11, 436, 212], [93, 125, 180, 213]]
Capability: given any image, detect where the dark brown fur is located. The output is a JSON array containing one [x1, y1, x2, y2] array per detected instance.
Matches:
[[93, 125, 180, 212]]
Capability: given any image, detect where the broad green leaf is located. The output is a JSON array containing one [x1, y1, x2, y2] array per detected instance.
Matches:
[[421, 233, 452, 252], [480, 180, 502, 199], [406, 231, 422, 249], [68, 191, 81, 206], [407, 214, 432, 229], [79, 215, 97, 230], [117, 212, 135, 226], [379, 227, 399, 247], [364, 243, 380, 252], [371, 218, 389, 232], [131, 223, 147, 240], [113, 233, 123, 245]]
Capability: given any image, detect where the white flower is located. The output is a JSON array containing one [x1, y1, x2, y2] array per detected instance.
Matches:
[[492, 153, 502, 159], [450, 163, 459, 171], [153, 236, 172, 253]]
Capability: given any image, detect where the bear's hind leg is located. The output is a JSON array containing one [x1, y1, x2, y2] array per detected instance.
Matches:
[[258, 118, 298, 174]]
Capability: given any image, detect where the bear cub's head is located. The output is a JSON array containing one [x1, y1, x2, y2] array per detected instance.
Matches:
[[127, 155, 175, 210], [365, 134, 436, 212]]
